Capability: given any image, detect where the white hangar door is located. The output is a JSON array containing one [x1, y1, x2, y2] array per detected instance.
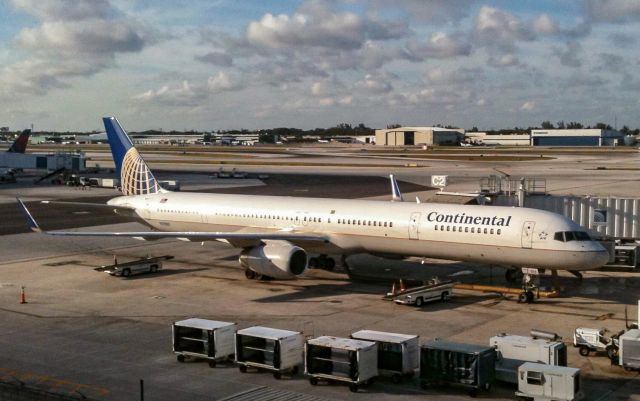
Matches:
[[521, 221, 535, 248], [409, 212, 421, 240]]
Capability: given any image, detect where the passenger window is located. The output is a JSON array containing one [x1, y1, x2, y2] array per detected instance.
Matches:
[[453, 226, 457, 232], [554, 232, 564, 241], [497, 229, 501, 235], [384, 222, 388, 227], [390, 222, 393, 227], [471, 227, 475, 233], [490, 229, 494, 234], [435, 225, 439, 231], [484, 228, 488, 234], [465, 227, 469, 233], [446, 226, 450, 231]]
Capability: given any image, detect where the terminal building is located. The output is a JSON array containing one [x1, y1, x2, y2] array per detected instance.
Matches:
[[375, 127, 464, 146], [530, 129, 624, 146]]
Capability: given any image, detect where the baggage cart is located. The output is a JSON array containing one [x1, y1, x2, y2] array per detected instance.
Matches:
[[351, 330, 419, 383], [235, 326, 304, 379], [306, 336, 378, 392], [516, 362, 582, 401], [491, 332, 567, 383], [420, 340, 496, 397], [173, 318, 236, 367]]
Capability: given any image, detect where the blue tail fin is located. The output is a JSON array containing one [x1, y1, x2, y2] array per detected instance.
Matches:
[[8, 130, 31, 153], [103, 117, 163, 196]]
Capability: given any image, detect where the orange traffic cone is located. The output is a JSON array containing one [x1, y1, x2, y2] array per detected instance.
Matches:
[[399, 279, 406, 292], [20, 286, 27, 304]]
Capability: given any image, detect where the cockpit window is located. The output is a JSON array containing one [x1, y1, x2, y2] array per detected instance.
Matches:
[[554, 231, 591, 242], [574, 231, 591, 241]]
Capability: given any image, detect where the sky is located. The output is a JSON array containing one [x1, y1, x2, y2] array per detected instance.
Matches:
[[0, 0, 639, 132]]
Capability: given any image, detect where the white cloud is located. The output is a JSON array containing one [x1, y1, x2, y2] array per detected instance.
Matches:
[[532, 14, 558, 35], [519, 100, 537, 111], [207, 71, 241, 92], [1, 0, 153, 96], [10, 0, 113, 21], [246, 5, 407, 50], [585, 0, 640, 23], [407, 32, 472, 59]]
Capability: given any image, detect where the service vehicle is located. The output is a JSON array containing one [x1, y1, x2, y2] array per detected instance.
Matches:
[[94, 255, 174, 277], [573, 327, 621, 359], [391, 277, 455, 307]]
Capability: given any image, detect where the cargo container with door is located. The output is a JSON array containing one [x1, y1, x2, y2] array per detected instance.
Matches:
[[490, 332, 567, 383], [619, 329, 640, 371], [350, 330, 419, 383], [173, 318, 236, 367], [515, 363, 581, 401], [235, 326, 304, 379], [420, 340, 496, 397], [306, 336, 378, 392]]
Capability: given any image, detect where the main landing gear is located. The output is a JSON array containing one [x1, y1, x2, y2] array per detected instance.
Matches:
[[308, 255, 336, 271]]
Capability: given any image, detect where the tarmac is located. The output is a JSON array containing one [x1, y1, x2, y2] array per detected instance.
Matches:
[[0, 145, 639, 400]]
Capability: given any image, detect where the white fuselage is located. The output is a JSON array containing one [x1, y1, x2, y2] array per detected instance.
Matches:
[[108, 192, 609, 271]]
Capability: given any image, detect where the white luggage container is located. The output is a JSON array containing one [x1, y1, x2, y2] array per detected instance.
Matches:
[[173, 318, 236, 367], [516, 363, 582, 401], [619, 329, 640, 371], [306, 336, 378, 393], [350, 330, 419, 383], [490, 332, 567, 383], [235, 326, 304, 379]]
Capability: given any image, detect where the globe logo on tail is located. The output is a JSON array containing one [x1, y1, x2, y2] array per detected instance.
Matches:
[[120, 148, 159, 195]]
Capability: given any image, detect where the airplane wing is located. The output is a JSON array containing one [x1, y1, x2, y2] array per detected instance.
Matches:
[[18, 198, 330, 244]]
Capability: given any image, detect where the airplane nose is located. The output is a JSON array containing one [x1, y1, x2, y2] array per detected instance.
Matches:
[[594, 249, 610, 268]]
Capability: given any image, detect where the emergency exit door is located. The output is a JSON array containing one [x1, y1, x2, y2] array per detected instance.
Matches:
[[409, 212, 421, 240], [521, 221, 535, 248]]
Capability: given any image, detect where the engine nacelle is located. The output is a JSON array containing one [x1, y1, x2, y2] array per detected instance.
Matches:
[[239, 241, 308, 279]]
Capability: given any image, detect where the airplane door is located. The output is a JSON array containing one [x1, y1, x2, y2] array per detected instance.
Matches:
[[521, 221, 535, 248], [409, 212, 421, 240]]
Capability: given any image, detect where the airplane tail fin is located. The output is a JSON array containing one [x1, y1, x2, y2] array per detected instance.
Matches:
[[8, 129, 31, 153], [103, 117, 165, 196]]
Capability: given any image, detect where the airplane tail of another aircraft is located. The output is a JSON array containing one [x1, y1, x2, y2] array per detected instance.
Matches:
[[7, 129, 31, 153], [103, 117, 165, 196]]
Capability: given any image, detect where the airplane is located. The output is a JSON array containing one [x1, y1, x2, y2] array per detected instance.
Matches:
[[1, 129, 31, 176], [17, 117, 609, 291]]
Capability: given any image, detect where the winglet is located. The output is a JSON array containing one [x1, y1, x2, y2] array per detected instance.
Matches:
[[390, 174, 403, 202], [16, 197, 41, 233]]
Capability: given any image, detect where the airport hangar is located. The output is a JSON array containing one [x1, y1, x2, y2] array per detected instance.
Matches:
[[375, 126, 464, 146], [530, 128, 625, 146]]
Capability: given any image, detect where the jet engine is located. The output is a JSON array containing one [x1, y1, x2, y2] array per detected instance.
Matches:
[[239, 241, 308, 279]]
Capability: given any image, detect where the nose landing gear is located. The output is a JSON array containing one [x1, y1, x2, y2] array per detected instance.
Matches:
[[517, 268, 540, 304]]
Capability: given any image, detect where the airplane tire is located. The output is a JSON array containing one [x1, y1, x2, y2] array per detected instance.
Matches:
[[325, 258, 336, 271], [518, 292, 528, 303], [525, 291, 535, 303], [606, 346, 618, 360]]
